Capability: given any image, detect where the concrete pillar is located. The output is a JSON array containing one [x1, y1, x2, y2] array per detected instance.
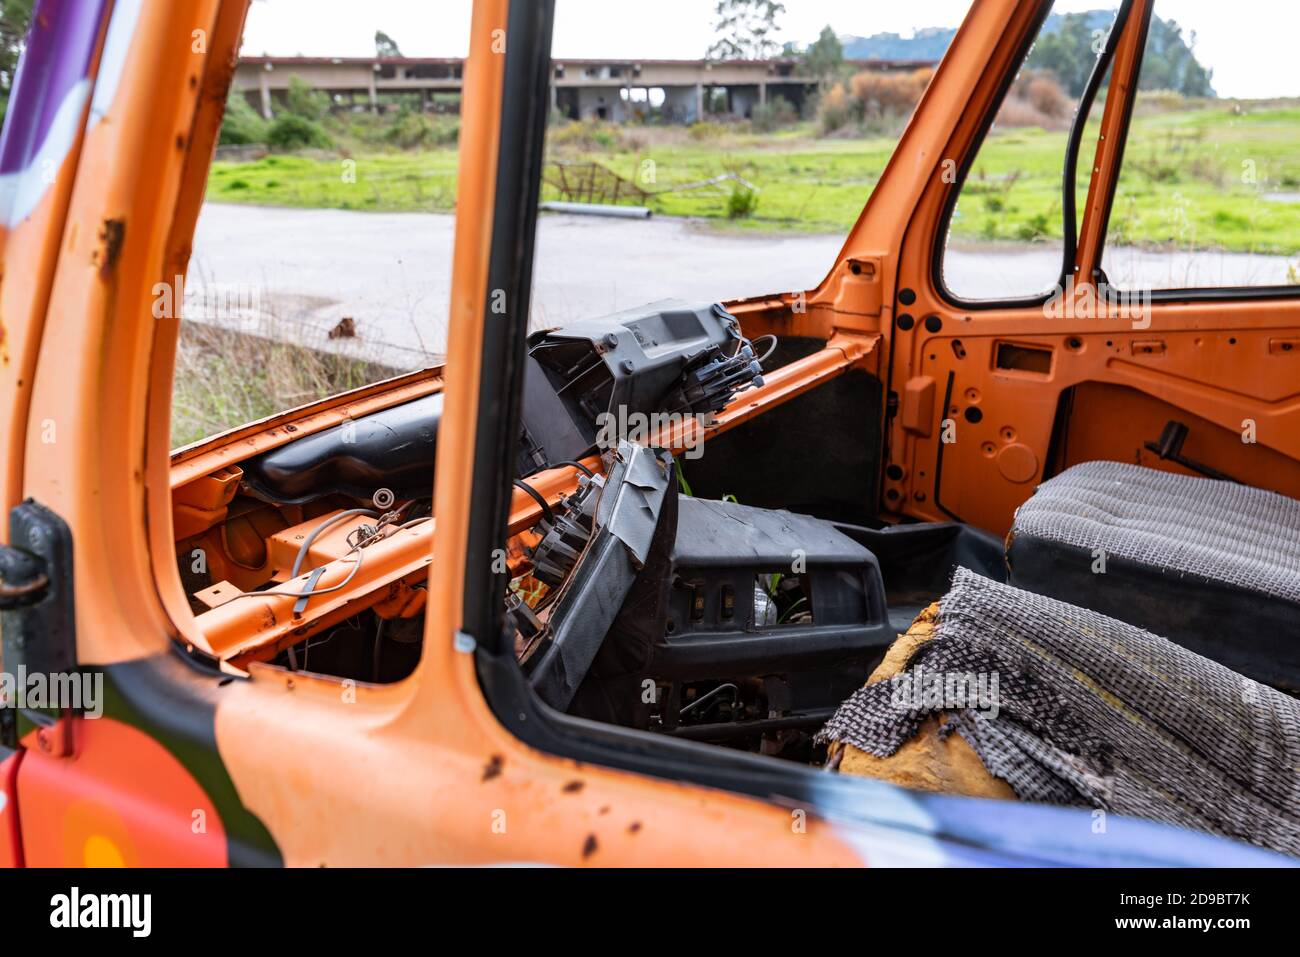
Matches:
[[759, 80, 767, 106], [695, 82, 704, 121], [259, 67, 272, 119], [368, 65, 378, 112]]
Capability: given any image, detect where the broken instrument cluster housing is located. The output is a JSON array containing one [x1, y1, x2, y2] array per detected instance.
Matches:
[[517, 300, 765, 475]]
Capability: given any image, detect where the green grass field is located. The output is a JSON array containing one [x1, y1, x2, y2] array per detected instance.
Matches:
[[206, 103, 1300, 255]]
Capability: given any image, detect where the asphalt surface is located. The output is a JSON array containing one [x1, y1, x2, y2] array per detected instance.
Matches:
[[190, 203, 1296, 369]]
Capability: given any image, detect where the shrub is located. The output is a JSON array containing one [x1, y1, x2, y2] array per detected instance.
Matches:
[[816, 83, 856, 135], [750, 96, 798, 133], [384, 110, 459, 149], [848, 68, 934, 118], [284, 76, 331, 122], [1016, 210, 1052, 241], [1025, 73, 1069, 118], [219, 92, 270, 146], [726, 180, 759, 218], [994, 70, 1070, 130], [266, 114, 333, 151], [548, 118, 624, 150], [687, 120, 725, 141]]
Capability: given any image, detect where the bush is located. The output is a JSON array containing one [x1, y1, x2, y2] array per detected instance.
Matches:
[[266, 115, 333, 151], [548, 118, 624, 150], [750, 96, 798, 133], [993, 70, 1071, 130], [384, 110, 459, 149], [816, 83, 856, 135], [284, 76, 331, 122], [219, 93, 270, 146], [726, 180, 759, 219], [849, 68, 934, 119], [1025, 73, 1068, 118], [687, 120, 726, 141]]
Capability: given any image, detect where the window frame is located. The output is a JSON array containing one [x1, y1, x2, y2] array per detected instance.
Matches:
[[930, 0, 1134, 310]]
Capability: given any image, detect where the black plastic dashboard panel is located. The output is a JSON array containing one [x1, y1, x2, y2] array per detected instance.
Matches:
[[241, 393, 444, 505]]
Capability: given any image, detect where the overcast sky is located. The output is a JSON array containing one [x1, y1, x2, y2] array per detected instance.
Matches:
[[240, 1, 1300, 99]]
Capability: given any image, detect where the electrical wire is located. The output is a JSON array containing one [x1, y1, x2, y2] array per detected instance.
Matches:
[[290, 508, 379, 579], [512, 478, 555, 524], [549, 459, 595, 477], [219, 547, 367, 606], [750, 334, 778, 365], [679, 682, 740, 717]]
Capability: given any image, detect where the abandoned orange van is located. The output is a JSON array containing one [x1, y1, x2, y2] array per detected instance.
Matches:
[[0, 0, 1296, 871]]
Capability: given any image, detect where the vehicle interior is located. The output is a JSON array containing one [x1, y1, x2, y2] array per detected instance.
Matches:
[[160, 0, 1299, 856]]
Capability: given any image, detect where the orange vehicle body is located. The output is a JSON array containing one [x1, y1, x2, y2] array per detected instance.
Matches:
[[0, 0, 1294, 867]]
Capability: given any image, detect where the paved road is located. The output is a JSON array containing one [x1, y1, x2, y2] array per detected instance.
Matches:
[[190, 203, 1296, 369], [190, 204, 846, 368]]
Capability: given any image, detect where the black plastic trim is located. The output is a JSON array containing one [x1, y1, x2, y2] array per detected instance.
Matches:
[[460, 0, 557, 654], [932, 371, 964, 521]]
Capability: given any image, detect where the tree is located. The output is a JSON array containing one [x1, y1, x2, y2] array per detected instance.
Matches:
[[706, 0, 786, 61], [1027, 12, 1214, 99], [285, 75, 330, 121], [0, 0, 35, 117], [375, 30, 402, 58], [1025, 12, 1098, 97], [1137, 18, 1213, 97], [801, 25, 843, 87]]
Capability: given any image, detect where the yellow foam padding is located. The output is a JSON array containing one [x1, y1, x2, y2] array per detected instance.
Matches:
[[827, 603, 1016, 800]]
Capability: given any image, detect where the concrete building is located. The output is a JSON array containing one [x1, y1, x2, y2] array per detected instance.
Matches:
[[232, 55, 935, 123]]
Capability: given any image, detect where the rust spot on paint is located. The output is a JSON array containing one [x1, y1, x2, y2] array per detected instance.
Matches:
[[482, 754, 504, 782], [581, 834, 598, 859], [562, 780, 584, 794], [93, 218, 126, 278], [628, 821, 642, 834]]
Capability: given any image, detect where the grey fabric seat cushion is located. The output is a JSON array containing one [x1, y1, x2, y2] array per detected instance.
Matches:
[[818, 568, 1300, 858], [1011, 460, 1300, 603]]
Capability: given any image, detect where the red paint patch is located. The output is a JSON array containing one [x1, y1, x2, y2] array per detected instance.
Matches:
[[16, 717, 226, 867], [0, 751, 24, 867]]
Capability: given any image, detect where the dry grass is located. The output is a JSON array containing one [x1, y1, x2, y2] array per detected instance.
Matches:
[[848, 69, 936, 118], [993, 70, 1072, 130], [171, 320, 400, 449]]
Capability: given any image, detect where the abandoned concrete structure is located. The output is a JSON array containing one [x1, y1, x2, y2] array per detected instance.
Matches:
[[232, 55, 935, 122]]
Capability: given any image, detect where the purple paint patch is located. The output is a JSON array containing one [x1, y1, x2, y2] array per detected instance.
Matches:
[[0, 0, 110, 175]]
